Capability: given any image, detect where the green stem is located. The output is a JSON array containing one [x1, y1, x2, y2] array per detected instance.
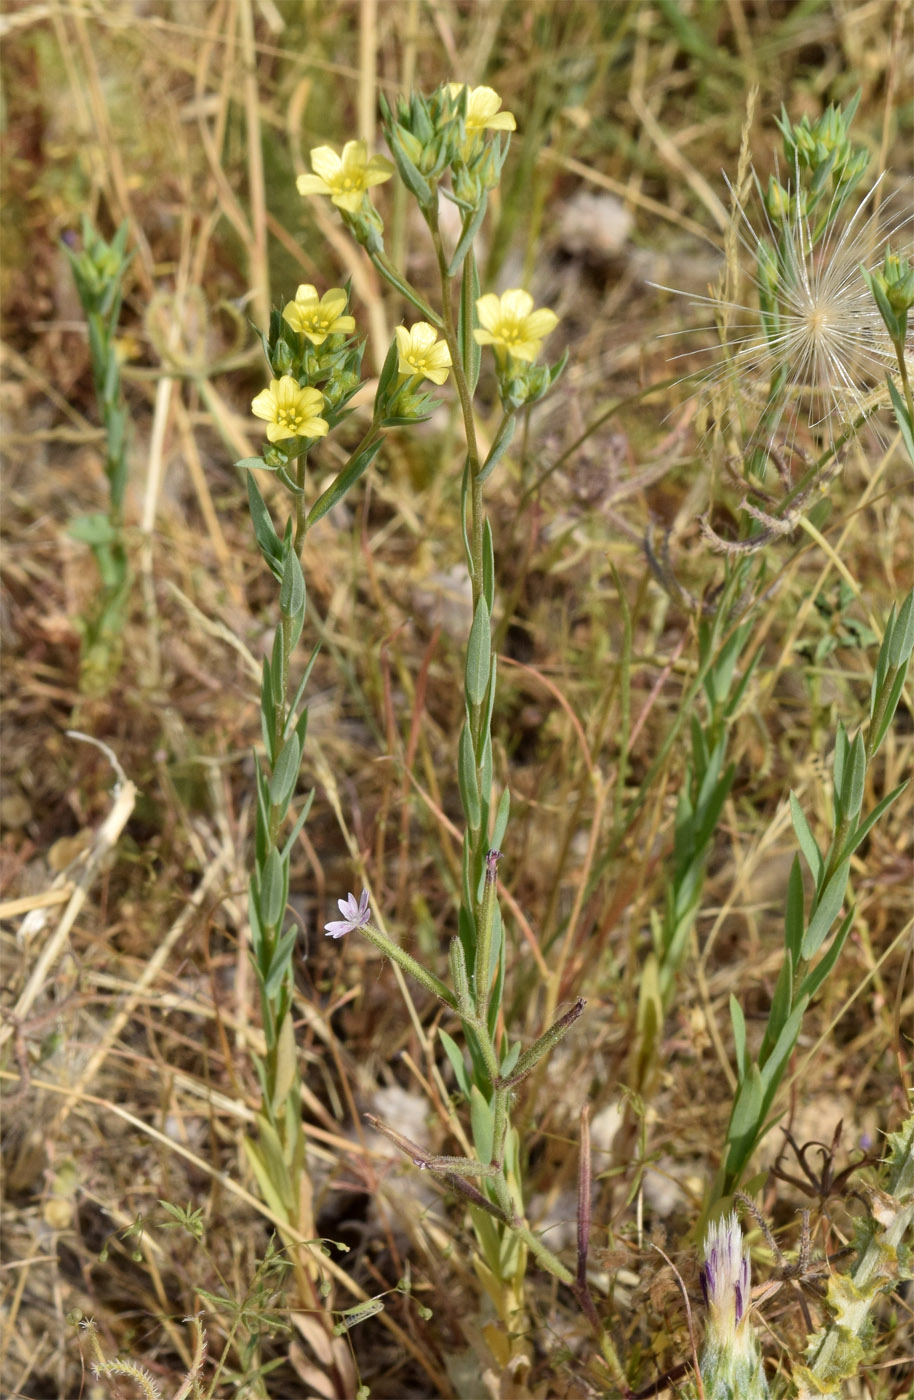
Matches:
[[360, 923, 457, 1007], [892, 334, 914, 424], [370, 250, 441, 325]]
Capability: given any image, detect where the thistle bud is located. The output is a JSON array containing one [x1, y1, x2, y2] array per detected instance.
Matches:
[[698, 1212, 770, 1400]]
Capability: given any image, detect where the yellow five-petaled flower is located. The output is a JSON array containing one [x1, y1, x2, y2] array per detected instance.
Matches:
[[448, 84, 516, 134], [282, 285, 356, 345], [473, 289, 558, 362], [297, 140, 394, 214], [251, 377, 329, 443], [395, 322, 452, 385]]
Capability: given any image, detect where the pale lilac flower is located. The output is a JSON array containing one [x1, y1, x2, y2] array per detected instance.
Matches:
[[324, 889, 370, 939]]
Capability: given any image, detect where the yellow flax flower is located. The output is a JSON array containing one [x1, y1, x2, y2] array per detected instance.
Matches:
[[296, 140, 394, 214], [282, 285, 356, 345], [395, 322, 452, 384], [474, 289, 558, 362], [251, 377, 329, 443], [448, 84, 516, 134]]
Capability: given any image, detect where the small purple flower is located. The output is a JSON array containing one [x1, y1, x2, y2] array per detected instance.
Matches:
[[324, 889, 371, 939]]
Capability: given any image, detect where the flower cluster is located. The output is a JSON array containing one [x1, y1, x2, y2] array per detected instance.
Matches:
[[248, 284, 366, 459], [699, 1212, 770, 1400]]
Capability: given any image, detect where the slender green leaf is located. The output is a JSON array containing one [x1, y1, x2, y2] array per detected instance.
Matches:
[[766, 957, 793, 1048], [235, 456, 272, 472], [482, 519, 495, 613], [280, 547, 306, 622], [839, 730, 867, 822], [260, 659, 275, 765], [264, 927, 300, 998], [465, 597, 491, 706], [476, 414, 517, 484], [790, 793, 823, 885], [802, 859, 851, 960], [727, 1066, 763, 1149], [440, 1028, 471, 1097], [448, 198, 488, 277], [887, 375, 914, 466], [260, 846, 286, 929], [887, 589, 914, 668], [798, 909, 854, 1001], [306, 438, 383, 528], [730, 994, 747, 1080], [784, 854, 805, 964], [759, 996, 808, 1099], [836, 780, 908, 864], [458, 723, 480, 829], [269, 733, 301, 812], [247, 473, 283, 579], [281, 788, 315, 863], [491, 786, 510, 849], [469, 1085, 494, 1164]]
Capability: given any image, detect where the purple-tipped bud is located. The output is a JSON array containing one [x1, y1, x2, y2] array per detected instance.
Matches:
[[485, 849, 503, 881], [699, 1212, 769, 1398], [701, 1211, 751, 1329]]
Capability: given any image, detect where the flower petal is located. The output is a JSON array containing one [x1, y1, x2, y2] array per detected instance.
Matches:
[[309, 145, 343, 182]]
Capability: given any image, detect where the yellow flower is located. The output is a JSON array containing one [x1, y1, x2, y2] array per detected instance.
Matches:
[[473, 289, 558, 362], [394, 322, 452, 385], [251, 377, 329, 443], [448, 84, 516, 134], [296, 140, 394, 214], [282, 285, 356, 345]]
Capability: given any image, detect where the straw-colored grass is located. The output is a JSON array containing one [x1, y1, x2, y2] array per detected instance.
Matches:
[[1, 3, 911, 1397]]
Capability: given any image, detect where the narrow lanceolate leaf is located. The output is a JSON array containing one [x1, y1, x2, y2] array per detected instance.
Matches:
[[260, 846, 286, 930], [279, 546, 306, 622], [458, 722, 480, 829], [784, 854, 805, 964], [482, 519, 495, 613], [790, 792, 824, 885], [802, 858, 851, 961], [491, 786, 510, 849], [465, 596, 491, 706], [887, 376, 914, 466], [269, 733, 301, 812], [246, 473, 283, 579], [887, 589, 914, 669], [799, 909, 853, 1002], [836, 780, 908, 864], [730, 994, 747, 1080], [306, 437, 384, 528], [839, 731, 866, 823]]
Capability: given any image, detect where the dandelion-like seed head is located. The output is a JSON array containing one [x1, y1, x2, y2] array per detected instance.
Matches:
[[668, 164, 913, 466]]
